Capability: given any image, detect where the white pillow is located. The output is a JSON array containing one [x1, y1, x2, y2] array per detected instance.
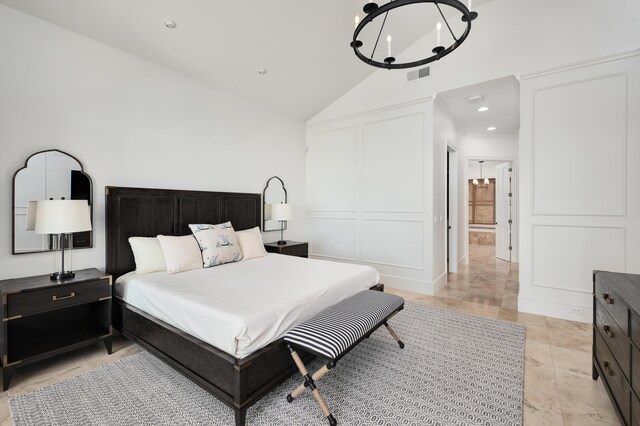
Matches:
[[236, 227, 268, 260], [128, 237, 166, 274], [156, 235, 203, 274], [189, 222, 243, 267]]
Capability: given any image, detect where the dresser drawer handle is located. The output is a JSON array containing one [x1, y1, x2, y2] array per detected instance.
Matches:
[[604, 325, 614, 338], [52, 292, 76, 301], [602, 293, 613, 304], [604, 361, 614, 376]]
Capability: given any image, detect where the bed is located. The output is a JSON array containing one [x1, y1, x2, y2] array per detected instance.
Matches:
[[106, 186, 381, 426]]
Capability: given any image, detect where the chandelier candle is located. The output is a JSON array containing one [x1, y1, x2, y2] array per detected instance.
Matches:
[[355, 15, 360, 29], [436, 22, 442, 46], [387, 35, 392, 57]]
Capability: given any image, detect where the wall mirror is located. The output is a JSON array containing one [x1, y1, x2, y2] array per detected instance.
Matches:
[[13, 149, 93, 254], [262, 176, 287, 232]]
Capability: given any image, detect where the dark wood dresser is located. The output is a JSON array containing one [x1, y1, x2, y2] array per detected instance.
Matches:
[[0, 269, 112, 391], [264, 241, 308, 258], [593, 271, 640, 425]]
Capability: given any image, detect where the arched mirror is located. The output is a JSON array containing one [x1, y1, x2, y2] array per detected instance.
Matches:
[[263, 176, 287, 232], [13, 149, 93, 254]]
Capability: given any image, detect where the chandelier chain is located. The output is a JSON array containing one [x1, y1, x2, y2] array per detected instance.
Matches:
[[371, 11, 390, 60], [435, 3, 458, 42]]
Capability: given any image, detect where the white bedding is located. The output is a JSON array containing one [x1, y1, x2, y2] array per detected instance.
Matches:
[[115, 254, 379, 358]]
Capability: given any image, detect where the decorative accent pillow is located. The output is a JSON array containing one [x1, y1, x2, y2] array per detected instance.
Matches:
[[156, 235, 203, 274], [236, 227, 268, 260], [189, 222, 243, 267], [128, 237, 166, 274]]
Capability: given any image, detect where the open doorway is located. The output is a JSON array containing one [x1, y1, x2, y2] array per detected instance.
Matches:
[[467, 159, 517, 264], [436, 75, 520, 312]]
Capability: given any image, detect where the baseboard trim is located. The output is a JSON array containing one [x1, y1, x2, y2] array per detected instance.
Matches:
[[518, 296, 591, 324], [380, 274, 442, 296]]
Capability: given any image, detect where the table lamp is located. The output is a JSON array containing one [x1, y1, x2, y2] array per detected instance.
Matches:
[[271, 203, 293, 246], [34, 199, 92, 280]]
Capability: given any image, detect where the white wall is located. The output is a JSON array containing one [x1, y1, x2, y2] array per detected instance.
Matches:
[[518, 52, 640, 323], [465, 135, 518, 160], [310, 0, 640, 124], [0, 5, 306, 280], [433, 99, 465, 273], [306, 100, 444, 294], [306, 0, 640, 320]]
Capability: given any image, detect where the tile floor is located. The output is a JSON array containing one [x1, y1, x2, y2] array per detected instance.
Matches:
[[0, 245, 620, 425]]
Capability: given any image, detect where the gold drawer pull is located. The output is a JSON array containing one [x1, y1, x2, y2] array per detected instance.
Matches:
[[52, 292, 76, 301], [603, 293, 613, 304], [604, 325, 614, 338], [604, 361, 614, 376]]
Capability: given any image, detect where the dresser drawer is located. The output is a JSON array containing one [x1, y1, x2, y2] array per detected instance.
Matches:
[[596, 275, 629, 335], [633, 390, 640, 426], [631, 311, 640, 350], [634, 346, 640, 396], [596, 301, 630, 380], [596, 330, 630, 424], [7, 279, 110, 318]]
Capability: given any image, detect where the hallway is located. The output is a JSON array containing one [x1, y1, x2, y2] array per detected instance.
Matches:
[[387, 244, 619, 425]]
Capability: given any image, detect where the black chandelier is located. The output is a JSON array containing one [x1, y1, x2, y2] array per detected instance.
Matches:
[[350, 0, 478, 70]]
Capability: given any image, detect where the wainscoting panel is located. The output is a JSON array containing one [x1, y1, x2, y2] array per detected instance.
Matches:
[[532, 225, 625, 293], [532, 73, 627, 216], [306, 100, 437, 294], [362, 114, 424, 213], [518, 51, 639, 322], [309, 218, 357, 261], [363, 219, 424, 270], [307, 126, 357, 212]]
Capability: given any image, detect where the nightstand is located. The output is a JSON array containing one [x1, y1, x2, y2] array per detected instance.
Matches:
[[264, 241, 309, 258], [0, 268, 112, 391]]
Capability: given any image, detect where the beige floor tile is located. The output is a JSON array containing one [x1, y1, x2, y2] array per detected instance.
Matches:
[[555, 369, 619, 423], [499, 309, 549, 327], [524, 406, 565, 426]]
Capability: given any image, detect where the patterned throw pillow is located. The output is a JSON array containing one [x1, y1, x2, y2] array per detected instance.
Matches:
[[188, 222, 243, 268]]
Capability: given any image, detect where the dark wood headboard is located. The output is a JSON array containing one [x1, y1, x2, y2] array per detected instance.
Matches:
[[105, 186, 261, 281]]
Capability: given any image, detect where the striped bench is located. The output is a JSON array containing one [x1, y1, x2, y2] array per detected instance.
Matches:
[[283, 290, 405, 426]]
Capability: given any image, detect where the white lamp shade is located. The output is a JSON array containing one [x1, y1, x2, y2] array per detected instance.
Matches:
[[25, 201, 38, 231], [270, 203, 293, 221], [34, 200, 92, 234]]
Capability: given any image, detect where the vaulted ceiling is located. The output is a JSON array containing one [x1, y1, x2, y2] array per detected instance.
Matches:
[[0, 0, 493, 120]]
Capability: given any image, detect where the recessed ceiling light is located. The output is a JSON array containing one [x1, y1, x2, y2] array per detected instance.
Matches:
[[477, 106, 489, 112], [257, 68, 268, 75], [164, 19, 177, 29], [487, 126, 497, 131], [466, 95, 484, 103]]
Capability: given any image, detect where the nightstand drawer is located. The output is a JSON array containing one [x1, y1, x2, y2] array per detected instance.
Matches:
[[284, 246, 308, 257], [7, 279, 110, 318]]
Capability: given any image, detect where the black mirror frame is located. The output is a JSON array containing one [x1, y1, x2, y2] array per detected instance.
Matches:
[[262, 176, 288, 232], [12, 149, 94, 255]]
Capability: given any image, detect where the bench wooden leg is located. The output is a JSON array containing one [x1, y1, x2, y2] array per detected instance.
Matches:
[[287, 345, 337, 426], [384, 321, 405, 349]]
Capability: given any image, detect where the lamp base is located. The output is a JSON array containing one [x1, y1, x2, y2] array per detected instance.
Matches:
[[50, 271, 75, 281], [276, 240, 288, 246]]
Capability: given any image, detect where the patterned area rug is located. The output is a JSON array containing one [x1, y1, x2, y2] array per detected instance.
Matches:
[[10, 302, 525, 426]]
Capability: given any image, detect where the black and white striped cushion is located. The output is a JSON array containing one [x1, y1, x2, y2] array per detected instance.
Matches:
[[284, 290, 404, 360]]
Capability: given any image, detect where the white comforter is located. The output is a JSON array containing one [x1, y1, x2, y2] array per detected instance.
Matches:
[[115, 254, 379, 358]]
